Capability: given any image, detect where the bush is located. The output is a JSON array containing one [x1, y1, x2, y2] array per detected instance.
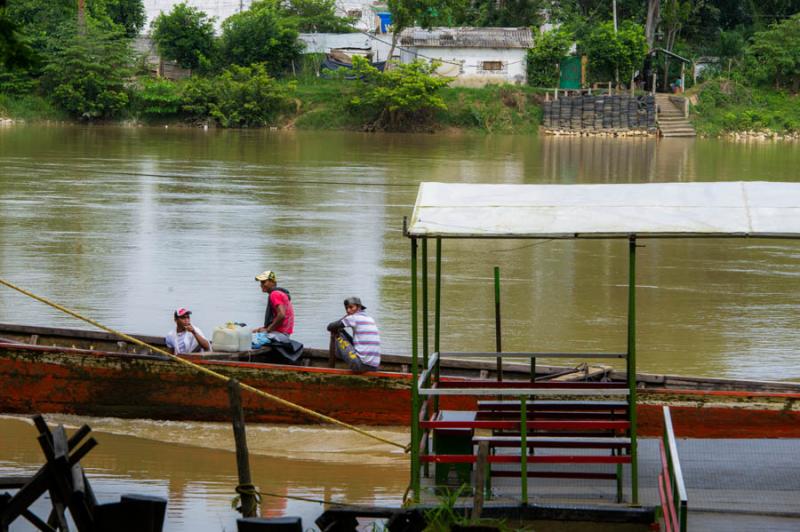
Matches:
[[527, 28, 572, 87], [349, 57, 451, 131], [180, 63, 295, 127], [41, 25, 133, 120], [133, 78, 182, 119], [151, 3, 216, 71], [219, 1, 302, 74]]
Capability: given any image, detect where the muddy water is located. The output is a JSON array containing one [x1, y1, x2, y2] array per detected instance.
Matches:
[[3, 126, 800, 529], [2, 126, 800, 379], [0, 415, 408, 531]]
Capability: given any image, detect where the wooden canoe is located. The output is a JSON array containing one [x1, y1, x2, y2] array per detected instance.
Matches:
[[2, 323, 799, 438]]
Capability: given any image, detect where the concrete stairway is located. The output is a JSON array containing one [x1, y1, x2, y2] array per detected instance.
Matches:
[[656, 93, 696, 137]]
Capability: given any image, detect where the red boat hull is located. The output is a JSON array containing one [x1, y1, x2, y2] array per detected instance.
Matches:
[[3, 344, 800, 437]]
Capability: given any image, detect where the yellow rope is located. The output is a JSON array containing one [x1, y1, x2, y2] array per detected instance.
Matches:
[[0, 278, 408, 451]]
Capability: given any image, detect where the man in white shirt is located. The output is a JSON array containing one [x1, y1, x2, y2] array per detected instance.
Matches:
[[165, 307, 210, 355]]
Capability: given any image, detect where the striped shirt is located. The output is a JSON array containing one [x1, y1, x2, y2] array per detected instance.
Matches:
[[341, 311, 381, 367]]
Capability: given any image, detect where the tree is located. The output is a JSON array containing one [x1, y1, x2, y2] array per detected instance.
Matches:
[[0, 0, 33, 68], [276, 0, 355, 33], [527, 28, 573, 88], [578, 21, 647, 85], [219, 1, 302, 74], [41, 23, 133, 120], [745, 13, 800, 92], [349, 55, 450, 130], [105, 0, 145, 37], [151, 3, 216, 70], [385, 0, 458, 63]]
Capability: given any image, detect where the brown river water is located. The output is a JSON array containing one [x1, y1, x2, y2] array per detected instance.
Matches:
[[2, 125, 800, 529]]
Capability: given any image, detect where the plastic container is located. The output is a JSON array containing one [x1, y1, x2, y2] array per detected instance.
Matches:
[[212, 323, 251, 352]]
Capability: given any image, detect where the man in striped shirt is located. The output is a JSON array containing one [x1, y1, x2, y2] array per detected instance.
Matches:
[[327, 297, 381, 371]]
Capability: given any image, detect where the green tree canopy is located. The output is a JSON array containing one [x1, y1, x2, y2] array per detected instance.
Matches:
[[527, 28, 573, 88], [151, 3, 216, 70], [41, 23, 133, 120], [349, 55, 450, 131], [0, 0, 34, 69], [745, 13, 800, 92], [268, 0, 355, 33], [578, 20, 647, 84], [219, 1, 302, 74], [105, 0, 145, 37]]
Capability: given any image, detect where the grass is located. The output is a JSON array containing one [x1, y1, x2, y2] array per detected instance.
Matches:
[[0, 75, 545, 134], [288, 78, 544, 133], [690, 79, 800, 136], [0, 93, 65, 122]]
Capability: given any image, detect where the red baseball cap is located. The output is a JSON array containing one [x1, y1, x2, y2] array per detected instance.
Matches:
[[174, 307, 192, 318]]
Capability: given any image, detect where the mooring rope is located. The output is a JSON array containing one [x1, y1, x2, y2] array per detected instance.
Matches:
[[0, 278, 408, 451]]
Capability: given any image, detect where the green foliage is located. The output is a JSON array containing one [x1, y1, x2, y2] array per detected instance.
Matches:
[[692, 79, 800, 135], [0, 92, 64, 120], [132, 78, 182, 119], [744, 13, 800, 92], [219, 1, 302, 74], [151, 3, 216, 70], [451, 0, 545, 27], [349, 56, 450, 131], [105, 0, 145, 37], [0, 1, 34, 69], [41, 24, 133, 120], [578, 20, 647, 83], [266, 0, 355, 33], [438, 84, 543, 133], [527, 28, 573, 88], [180, 63, 296, 127]]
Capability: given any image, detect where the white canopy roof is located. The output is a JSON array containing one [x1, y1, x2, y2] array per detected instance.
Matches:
[[407, 181, 800, 238]]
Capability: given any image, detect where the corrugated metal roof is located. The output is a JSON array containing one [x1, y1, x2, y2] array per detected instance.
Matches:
[[399, 27, 533, 49]]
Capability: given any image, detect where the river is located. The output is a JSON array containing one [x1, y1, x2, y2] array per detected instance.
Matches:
[[2, 125, 800, 529]]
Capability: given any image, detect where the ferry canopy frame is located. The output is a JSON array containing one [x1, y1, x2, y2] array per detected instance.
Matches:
[[403, 180, 800, 505]]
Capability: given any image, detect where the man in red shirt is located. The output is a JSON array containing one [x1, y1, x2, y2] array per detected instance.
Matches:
[[253, 270, 295, 341]]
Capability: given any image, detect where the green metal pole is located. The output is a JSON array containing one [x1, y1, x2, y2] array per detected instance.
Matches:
[[520, 395, 528, 504], [494, 266, 503, 381], [421, 238, 429, 478], [422, 239, 429, 377], [434, 238, 442, 414], [628, 236, 639, 505], [411, 237, 420, 501]]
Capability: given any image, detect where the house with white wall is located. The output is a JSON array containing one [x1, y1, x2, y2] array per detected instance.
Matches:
[[398, 27, 533, 87]]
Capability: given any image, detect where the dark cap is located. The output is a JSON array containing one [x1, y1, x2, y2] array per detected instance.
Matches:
[[174, 307, 192, 318], [343, 297, 365, 310]]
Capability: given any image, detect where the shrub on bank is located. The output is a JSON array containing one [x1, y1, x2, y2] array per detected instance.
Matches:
[[692, 79, 800, 135], [176, 64, 295, 127], [133, 78, 183, 120], [348, 57, 451, 131]]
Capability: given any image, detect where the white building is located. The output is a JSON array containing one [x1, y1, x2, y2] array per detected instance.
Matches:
[[398, 27, 533, 87]]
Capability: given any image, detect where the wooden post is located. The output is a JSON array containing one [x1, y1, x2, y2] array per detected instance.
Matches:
[[473, 441, 489, 519], [228, 379, 257, 518], [328, 332, 337, 368]]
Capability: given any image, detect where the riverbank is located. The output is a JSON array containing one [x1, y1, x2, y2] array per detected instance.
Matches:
[[0, 79, 544, 134], [690, 80, 800, 139]]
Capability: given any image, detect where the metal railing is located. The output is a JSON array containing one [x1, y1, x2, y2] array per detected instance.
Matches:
[[659, 406, 688, 532]]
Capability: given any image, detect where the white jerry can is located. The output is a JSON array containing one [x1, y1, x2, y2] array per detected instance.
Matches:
[[212, 323, 251, 352]]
